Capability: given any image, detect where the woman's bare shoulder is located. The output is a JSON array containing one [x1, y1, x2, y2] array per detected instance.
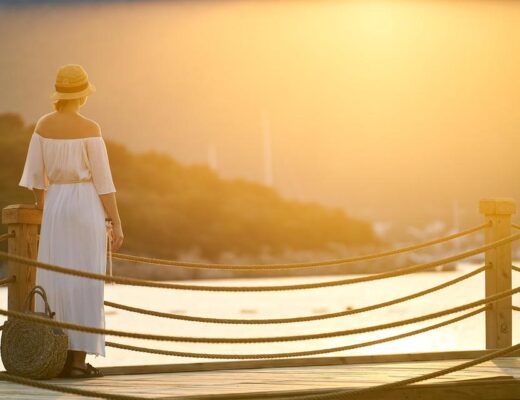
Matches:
[[34, 113, 55, 135], [34, 112, 54, 128], [35, 113, 101, 139], [83, 118, 102, 137]]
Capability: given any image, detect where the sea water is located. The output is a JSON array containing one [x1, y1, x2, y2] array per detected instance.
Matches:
[[1, 262, 520, 368]]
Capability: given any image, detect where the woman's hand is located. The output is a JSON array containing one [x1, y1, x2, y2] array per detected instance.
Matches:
[[99, 193, 123, 251], [111, 223, 124, 252]]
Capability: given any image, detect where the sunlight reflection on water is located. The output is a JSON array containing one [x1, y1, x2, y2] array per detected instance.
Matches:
[[1, 262, 520, 368]]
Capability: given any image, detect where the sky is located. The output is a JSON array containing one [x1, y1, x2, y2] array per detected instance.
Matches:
[[1, 0, 519, 230]]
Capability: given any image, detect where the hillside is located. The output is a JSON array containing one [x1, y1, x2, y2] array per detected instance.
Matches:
[[0, 113, 377, 279]]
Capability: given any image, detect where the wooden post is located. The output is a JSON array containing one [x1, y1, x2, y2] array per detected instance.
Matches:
[[479, 198, 516, 349], [1, 204, 42, 313]]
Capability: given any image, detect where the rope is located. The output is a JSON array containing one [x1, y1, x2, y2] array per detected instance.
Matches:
[[106, 307, 485, 360], [1, 231, 518, 292], [112, 223, 489, 270], [280, 341, 520, 400], [1, 321, 517, 400], [0, 287, 515, 344], [104, 266, 487, 324], [0, 276, 15, 287], [0, 232, 14, 243], [106, 220, 113, 281], [513, 265, 520, 273], [513, 306, 520, 312], [512, 223, 520, 230]]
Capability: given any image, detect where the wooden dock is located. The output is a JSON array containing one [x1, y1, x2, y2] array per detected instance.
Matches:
[[1, 354, 520, 399], [2, 200, 520, 399]]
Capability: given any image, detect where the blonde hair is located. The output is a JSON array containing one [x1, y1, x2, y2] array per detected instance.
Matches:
[[53, 96, 87, 112]]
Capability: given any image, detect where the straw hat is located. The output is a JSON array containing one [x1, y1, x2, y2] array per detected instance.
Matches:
[[49, 64, 96, 101]]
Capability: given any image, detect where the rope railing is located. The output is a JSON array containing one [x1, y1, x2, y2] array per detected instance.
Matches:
[[1, 232, 518, 292], [0, 208, 517, 398], [104, 265, 487, 324], [111, 223, 489, 270], [106, 307, 486, 360], [2, 310, 518, 400], [0, 286, 516, 344], [0, 219, 516, 398], [0, 276, 15, 287], [0, 232, 14, 243]]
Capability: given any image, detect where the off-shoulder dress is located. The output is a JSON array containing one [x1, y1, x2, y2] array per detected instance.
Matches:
[[19, 131, 116, 356]]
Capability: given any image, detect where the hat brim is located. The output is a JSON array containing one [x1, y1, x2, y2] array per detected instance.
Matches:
[[50, 83, 96, 101]]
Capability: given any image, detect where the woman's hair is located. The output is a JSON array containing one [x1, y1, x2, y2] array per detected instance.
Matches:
[[53, 96, 87, 112]]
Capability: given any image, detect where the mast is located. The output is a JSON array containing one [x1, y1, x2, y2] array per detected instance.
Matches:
[[262, 111, 273, 186]]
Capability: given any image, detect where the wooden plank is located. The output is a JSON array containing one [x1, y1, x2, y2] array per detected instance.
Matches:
[[99, 350, 508, 377], [167, 377, 520, 400], [2, 357, 519, 400]]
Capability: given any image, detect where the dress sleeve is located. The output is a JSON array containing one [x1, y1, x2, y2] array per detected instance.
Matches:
[[85, 138, 117, 195], [19, 133, 49, 191]]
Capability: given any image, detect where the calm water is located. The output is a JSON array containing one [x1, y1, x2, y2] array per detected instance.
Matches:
[[2, 262, 520, 368]]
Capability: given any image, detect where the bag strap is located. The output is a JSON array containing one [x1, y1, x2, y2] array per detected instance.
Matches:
[[106, 220, 113, 283], [23, 285, 55, 318]]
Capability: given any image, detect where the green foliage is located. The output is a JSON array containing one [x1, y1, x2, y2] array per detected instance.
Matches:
[[0, 113, 376, 260]]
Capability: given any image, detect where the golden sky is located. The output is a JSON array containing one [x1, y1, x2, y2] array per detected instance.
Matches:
[[0, 0, 519, 225]]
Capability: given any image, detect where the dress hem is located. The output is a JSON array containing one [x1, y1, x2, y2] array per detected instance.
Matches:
[[68, 345, 106, 358]]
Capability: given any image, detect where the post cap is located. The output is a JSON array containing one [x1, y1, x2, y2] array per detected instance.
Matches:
[[2, 204, 42, 225], [479, 198, 516, 216]]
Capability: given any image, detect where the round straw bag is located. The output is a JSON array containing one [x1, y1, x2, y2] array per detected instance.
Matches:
[[1, 286, 68, 379]]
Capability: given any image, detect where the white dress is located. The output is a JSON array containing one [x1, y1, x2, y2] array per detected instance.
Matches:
[[18, 131, 116, 357]]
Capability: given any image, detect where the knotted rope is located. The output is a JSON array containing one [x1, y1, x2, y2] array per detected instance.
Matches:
[[106, 307, 485, 359], [104, 265, 486, 324], [0, 276, 15, 287], [0, 286, 515, 344], [106, 219, 113, 281], [3, 319, 520, 400], [111, 223, 489, 270], [1, 231, 518, 291], [0, 232, 15, 243]]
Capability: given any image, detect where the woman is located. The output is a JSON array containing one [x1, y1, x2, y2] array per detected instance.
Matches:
[[18, 64, 124, 378]]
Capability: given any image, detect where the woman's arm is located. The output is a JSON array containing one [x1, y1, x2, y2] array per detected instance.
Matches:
[[99, 192, 121, 225], [99, 192, 124, 251], [33, 189, 45, 210]]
